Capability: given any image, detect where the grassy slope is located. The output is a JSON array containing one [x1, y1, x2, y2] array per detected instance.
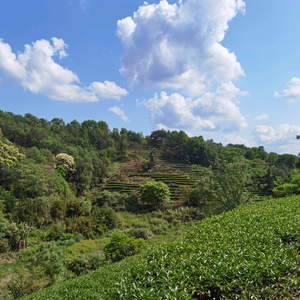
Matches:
[[23, 195, 300, 299]]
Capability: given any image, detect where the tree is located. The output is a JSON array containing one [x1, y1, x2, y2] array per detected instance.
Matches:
[[175, 185, 192, 205], [0, 139, 25, 169], [140, 181, 171, 209], [195, 160, 255, 215], [272, 169, 300, 197], [56, 153, 76, 175]]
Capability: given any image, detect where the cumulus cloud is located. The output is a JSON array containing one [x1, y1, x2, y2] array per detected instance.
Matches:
[[139, 81, 247, 132], [282, 77, 300, 102], [90, 81, 128, 100], [252, 124, 300, 145], [116, 0, 245, 96], [224, 133, 253, 147], [0, 37, 128, 102], [252, 113, 269, 121], [108, 105, 130, 123]]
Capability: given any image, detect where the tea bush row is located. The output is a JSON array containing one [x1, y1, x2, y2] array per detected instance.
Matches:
[[23, 195, 300, 299]]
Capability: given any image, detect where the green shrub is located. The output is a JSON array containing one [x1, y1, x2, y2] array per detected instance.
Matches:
[[65, 217, 94, 238], [91, 206, 120, 235], [173, 219, 182, 228], [67, 255, 104, 277], [67, 258, 90, 276], [186, 189, 202, 207], [29, 242, 65, 285], [104, 232, 147, 262], [87, 254, 105, 270], [66, 197, 91, 218], [46, 223, 65, 241], [96, 190, 126, 211], [49, 199, 66, 220], [151, 226, 166, 235], [127, 228, 153, 240], [59, 233, 74, 241], [56, 239, 75, 247], [151, 223, 169, 235], [149, 218, 166, 226], [102, 229, 121, 237], [134, 221, 150, 229]]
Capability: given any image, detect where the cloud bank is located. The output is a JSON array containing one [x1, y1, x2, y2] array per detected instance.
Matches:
[[224, 133, 253, 147], [252, 124, 300, 145], [0, 37, 128, 102], [139, 81, 247, 132], [117, 0, 245, 96]]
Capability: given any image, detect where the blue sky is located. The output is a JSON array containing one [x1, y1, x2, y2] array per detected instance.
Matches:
[[1, 0, 300, 155]]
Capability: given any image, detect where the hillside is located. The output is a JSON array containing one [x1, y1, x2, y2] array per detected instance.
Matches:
[[22, 195, 300, 299], [1, 111, 300, 298]]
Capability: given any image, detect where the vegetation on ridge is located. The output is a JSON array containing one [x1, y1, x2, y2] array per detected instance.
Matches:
[[0, 110, 300, 298]]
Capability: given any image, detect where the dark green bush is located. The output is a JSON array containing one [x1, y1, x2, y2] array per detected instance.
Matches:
[[88, 254, 105, 270], [104, 232, 147, 262], [91, 206, 120, 235], [67, 258, 90, 276], [65, 217, 94, 238]]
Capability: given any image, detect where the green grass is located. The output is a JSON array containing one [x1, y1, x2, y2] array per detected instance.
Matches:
[[21, 195, 300, 299]]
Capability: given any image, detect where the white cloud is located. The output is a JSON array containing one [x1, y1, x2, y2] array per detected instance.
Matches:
[[108, 105, 130, 123], [252, 124, 300, 145], [0, 38, 128, 102], [90, 81, 128, 100], [252, 113, 269, 121], [224, 133, 254, 147], [139, 81, 247, 132], [116, 0, 245, 96], [274, 91, 280, 98], [282, 77, 300, 102]]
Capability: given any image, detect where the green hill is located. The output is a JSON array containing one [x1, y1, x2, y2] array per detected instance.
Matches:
[[22, 195, 300, 299]]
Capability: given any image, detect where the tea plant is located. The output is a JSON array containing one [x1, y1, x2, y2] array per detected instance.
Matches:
[[22, 195, 300, 299]]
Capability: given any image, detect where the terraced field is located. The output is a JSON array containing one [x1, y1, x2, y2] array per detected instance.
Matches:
[[104, 149, 203, 200]]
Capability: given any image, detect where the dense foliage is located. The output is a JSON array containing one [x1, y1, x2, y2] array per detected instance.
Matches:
[[1, 110, 300, 298]]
